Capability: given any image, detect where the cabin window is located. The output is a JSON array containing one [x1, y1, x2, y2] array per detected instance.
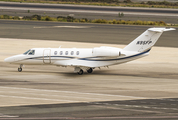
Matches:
[[28, 50, 35, 55], [76, 51, 79, 55], [65, 51, 68, 55], [60, 51, 63, 55], [71, 51, 74, 55], [23, 49, 31, 55], [54, 51, 57, 55]]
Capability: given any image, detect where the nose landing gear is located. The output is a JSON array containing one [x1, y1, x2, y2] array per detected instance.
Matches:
[[18, 64, 23, 72]]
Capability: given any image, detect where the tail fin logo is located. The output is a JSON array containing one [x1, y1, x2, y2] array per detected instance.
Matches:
[[136, 41, 152, 45]]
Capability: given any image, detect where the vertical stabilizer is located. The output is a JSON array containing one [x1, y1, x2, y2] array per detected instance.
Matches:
[[123, 28, 175, 52]]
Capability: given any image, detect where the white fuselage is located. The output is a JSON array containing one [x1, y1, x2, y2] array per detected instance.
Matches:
[[4, 46, 149, 68]]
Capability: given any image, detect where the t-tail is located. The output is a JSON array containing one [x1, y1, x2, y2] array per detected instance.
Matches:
[[123, 28, 176, 52]]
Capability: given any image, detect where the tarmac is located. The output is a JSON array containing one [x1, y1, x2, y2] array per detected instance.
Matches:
[[0, 20, 178, 48], [0, 2, 178, 24], [0, 38, 178, 119], [0, 16, 178, 119]]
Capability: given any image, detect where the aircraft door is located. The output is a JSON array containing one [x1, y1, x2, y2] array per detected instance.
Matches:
[[43, 49, 51, 64]]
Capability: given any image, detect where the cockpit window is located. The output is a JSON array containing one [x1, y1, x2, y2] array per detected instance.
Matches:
[[23, 49, 31, 55], [28, 50, 35, 55]]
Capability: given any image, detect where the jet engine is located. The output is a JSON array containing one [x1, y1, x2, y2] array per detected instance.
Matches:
[[92, 47, 121, 57]]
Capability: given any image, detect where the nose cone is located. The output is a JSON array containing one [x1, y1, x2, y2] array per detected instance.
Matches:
[[4, 54, 24, 63], [4, 57, 14, 63]]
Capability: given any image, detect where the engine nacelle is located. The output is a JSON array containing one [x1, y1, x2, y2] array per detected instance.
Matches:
[[92, 47, 121, 57]]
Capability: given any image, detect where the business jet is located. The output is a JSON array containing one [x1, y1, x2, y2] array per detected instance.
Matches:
[[4, 28, 175, 75]]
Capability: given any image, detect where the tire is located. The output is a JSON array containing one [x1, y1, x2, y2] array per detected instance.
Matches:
[[87, 68, 93, 73], [78, 69, 83, 75], [18, 68, 22, 72]]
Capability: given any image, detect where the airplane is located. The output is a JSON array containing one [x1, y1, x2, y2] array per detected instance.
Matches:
[[4, 27, 175, 75]]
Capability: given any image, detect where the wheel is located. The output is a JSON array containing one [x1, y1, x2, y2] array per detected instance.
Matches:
[[78, 69, 83, 75], [87, 68, 93, 73], [18, 68, 22, 72]]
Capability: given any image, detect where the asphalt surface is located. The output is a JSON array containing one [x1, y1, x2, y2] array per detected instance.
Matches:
[[0, 20, 178, 120], [0, 98, 178, 120], [0, 2, 178, 24], [0, 20, 177, 48], [0, 61, 178, 120], [0, 2, 178, 14]]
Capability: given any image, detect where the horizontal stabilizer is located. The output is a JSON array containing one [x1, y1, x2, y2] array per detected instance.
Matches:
[[163, 28, 176, 31], [148, 28, 176, 33]]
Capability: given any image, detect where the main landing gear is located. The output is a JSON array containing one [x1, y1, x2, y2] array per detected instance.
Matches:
[[87, 68, 93, 73], [75, 67, 93, 75], [77, 69, 84, 75], [74, 67, 93, 75], [18, 64, 23, 72]]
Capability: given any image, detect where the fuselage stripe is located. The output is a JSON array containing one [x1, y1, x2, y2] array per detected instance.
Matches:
[[17, 49, 150, 62]]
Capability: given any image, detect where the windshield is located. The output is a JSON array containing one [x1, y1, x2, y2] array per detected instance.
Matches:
[[23, 49, 31, 55], [28, 50, 35, 55]]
